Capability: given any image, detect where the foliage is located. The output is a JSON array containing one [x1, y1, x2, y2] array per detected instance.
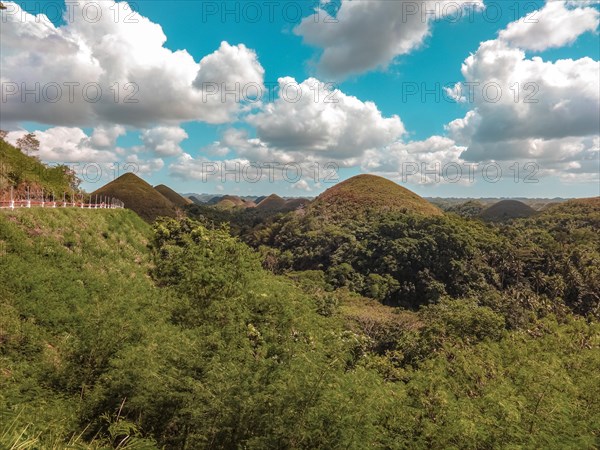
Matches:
[[0, 138, 77, 198], [15, 133, 40, 157], [246, 197, 600, 319], [1, 208, 598, 449]]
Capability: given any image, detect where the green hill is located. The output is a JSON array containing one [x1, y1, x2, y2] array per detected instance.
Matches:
[[480, 199, 537, 222], [91, 173, 177, 221], [0, 138, 77, 200], [154, 184, 192, 207], [311, 174, 442, 218]]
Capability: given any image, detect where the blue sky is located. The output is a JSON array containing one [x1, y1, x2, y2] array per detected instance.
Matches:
[[2, 0, 599, 198]]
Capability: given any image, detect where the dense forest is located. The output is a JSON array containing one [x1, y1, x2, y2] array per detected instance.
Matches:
[[1, 142, 599, 449]]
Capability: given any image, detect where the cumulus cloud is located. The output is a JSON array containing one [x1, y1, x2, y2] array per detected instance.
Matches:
[[193, 42, 264, 91], [140, 126, 188, 157], [0, 2, 265, 128], [294, 0, 483, 78], [449, 39, 599, 161], [441, 0, 600, 181], [360, 136, 469, 185], [169, 153, 248, 182], [6, 127, 118, 163], [5, 126, 167, 180], [246, 77, 405, 162], [499, 1, 599, 51], [292, 179, 312, 191], [125, 154, 165, 175], [89, 125, 126, 149]]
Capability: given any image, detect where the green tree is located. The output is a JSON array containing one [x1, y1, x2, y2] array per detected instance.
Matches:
[[16, 132, 40, 157]]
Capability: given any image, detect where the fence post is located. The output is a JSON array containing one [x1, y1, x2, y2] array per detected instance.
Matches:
[[10, 187, 14, 210]]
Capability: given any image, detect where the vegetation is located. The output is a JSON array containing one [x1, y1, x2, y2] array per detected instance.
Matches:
[[0, 160, 598, 448], [444, 199, 485, 218], [0, 137, 78, 199], [15, 133, 40, 157]]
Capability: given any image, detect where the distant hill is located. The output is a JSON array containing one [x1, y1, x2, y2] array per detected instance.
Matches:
[[188, 195, 205, 206], [183, 193, 220, 203], [256, 194, 287, 211], [214, 195, 258, 210], [283, 198, 311, 211], [154, 184, 192, 208], [207, 196, 224, 205], [311, 174, 442, 217], [537, 197, 600, 228], [480, 200, 536, 222], [542, 197, 600, 214], [91, 173, 177, 221], [445, 200, 486, 218]]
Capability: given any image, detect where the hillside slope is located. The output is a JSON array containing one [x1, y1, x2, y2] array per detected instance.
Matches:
[[0, 138, 76, 199], [91, 173, 177, 221], [154, 184, 192, 207], [312, 174, 442, 218], [1, 209, 599, 449]]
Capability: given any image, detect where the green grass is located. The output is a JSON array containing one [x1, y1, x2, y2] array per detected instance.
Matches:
[[0, 208, 160, 448]]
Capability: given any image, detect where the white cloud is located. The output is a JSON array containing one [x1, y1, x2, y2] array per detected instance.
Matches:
[[442, 1, 599, 179], [169, 153, 249, 182], [360, 135, 469, 185], [499, 1, 599, 52], [89, 125, 126, 149], [294, 0, 483, 78], [194, 41, 264, 90], [448, 40, 599, 161], [292, 179, 312, 191], [0, 2, 265, 128], [140, 126, 188, 157], [246, 77, 405, 162], [6, 127, 117, 163], [125, 154, 165, 175]]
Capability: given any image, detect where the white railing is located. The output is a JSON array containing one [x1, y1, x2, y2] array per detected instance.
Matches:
[[0, 188, 124, 210]]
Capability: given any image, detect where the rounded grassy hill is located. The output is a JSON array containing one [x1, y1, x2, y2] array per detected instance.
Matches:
[[256, 194, 287, 211], [310, 174, 442, 217], [91, 173, 177, 221], [480, 200, 536, 222]]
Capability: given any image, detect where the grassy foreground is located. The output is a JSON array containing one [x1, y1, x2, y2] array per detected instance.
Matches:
[[1, 208, 599, 449]]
